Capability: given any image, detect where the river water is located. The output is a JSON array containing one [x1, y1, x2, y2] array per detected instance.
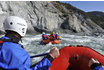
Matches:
[[22, 34, 104, 65]]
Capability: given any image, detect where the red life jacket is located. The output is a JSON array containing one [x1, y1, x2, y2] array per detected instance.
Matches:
[[47, 35, 50, 39], [56, 36, 59, 39], [43, 34, 47, 38], [55, 34, 60, 39], [50, 34, 55, 39]]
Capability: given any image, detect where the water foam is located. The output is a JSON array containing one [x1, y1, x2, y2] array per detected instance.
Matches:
[[23, 34, 104, 64]]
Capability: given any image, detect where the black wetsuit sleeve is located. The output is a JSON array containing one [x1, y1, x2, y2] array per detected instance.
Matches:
[[45, 54, 54, 63], [91, 63, 102, 70]]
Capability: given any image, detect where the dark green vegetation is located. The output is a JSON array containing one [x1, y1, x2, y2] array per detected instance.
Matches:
[[88, 11, 104, 29]]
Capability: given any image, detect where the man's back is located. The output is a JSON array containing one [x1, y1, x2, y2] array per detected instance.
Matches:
[[0, 36, 31, 70]]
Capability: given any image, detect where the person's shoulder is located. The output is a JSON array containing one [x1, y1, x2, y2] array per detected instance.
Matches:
[[3, 42, 21, 50]]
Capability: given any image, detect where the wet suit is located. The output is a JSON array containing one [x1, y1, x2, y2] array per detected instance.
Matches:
[[0, 34, 53, 70], [90, 63, 104, 70]]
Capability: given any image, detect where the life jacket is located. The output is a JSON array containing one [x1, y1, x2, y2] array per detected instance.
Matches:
[[50, 34, 55, 38], [0, 37, 51, 70], [42, 34, 47, 38], [42, 34, 48, 40], [55, 34, 60, 39], [49, 34, 55, 41], [47, 35, 50, 39], [0, 38, 24, 49]]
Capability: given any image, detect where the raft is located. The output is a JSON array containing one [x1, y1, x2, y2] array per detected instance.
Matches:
[[42, 39, 60, 44], [50, 45, 104, 70]]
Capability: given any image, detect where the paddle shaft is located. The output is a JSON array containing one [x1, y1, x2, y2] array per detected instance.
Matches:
[[30, 53, 49, 58]]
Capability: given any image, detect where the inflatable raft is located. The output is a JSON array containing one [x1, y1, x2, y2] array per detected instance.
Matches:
[[42, 39, 60, 44], [50, 45, 104, 70], [41, 34, 61, 44]]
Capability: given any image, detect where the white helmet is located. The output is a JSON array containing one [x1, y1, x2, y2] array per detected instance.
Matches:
[[42, 32, 45, 34], [4, 16, 27, 36], [56, 32, 58, 34]]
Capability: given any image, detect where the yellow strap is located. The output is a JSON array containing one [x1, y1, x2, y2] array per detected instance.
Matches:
[[60, 36, 62, 39]]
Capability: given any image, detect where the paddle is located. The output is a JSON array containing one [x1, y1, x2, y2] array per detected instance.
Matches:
[[30, 53, 49, 58]]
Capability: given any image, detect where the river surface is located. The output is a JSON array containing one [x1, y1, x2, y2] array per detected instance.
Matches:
[[22, 34, 104, 65]]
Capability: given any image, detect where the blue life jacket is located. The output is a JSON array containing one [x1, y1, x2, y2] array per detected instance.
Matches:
[[93, 66, 104, 70], [0, 36, 51, 70]]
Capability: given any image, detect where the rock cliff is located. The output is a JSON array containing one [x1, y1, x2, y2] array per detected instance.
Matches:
[[0, 1, 104, 35]]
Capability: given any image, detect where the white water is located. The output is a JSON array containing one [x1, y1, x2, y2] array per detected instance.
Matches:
[[22, 34, 104, 65]]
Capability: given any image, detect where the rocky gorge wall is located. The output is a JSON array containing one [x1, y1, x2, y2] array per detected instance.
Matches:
[[0, 1, 104, 35]]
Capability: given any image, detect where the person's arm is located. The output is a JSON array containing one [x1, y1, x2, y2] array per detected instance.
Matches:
[[32, 47, 60, 70], [32, 57, 51, 70], [89, 58, 104, 70]]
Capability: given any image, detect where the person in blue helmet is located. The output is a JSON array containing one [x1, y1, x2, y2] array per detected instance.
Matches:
[[42, 32, 48, 40], [0, 16, 60, 70], [89, 58, 104, 70]]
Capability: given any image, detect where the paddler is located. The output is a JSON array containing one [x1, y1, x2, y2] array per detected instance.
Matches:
[[50, 32, 55, 41], [0, 16, 60, 70], [89, 58, 104, 70], [42, 32, 48, 40], [55, 32, 62, 40]]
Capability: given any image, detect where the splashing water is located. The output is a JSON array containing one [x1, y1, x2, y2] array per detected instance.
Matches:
[[22, 34, 104, 65]]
